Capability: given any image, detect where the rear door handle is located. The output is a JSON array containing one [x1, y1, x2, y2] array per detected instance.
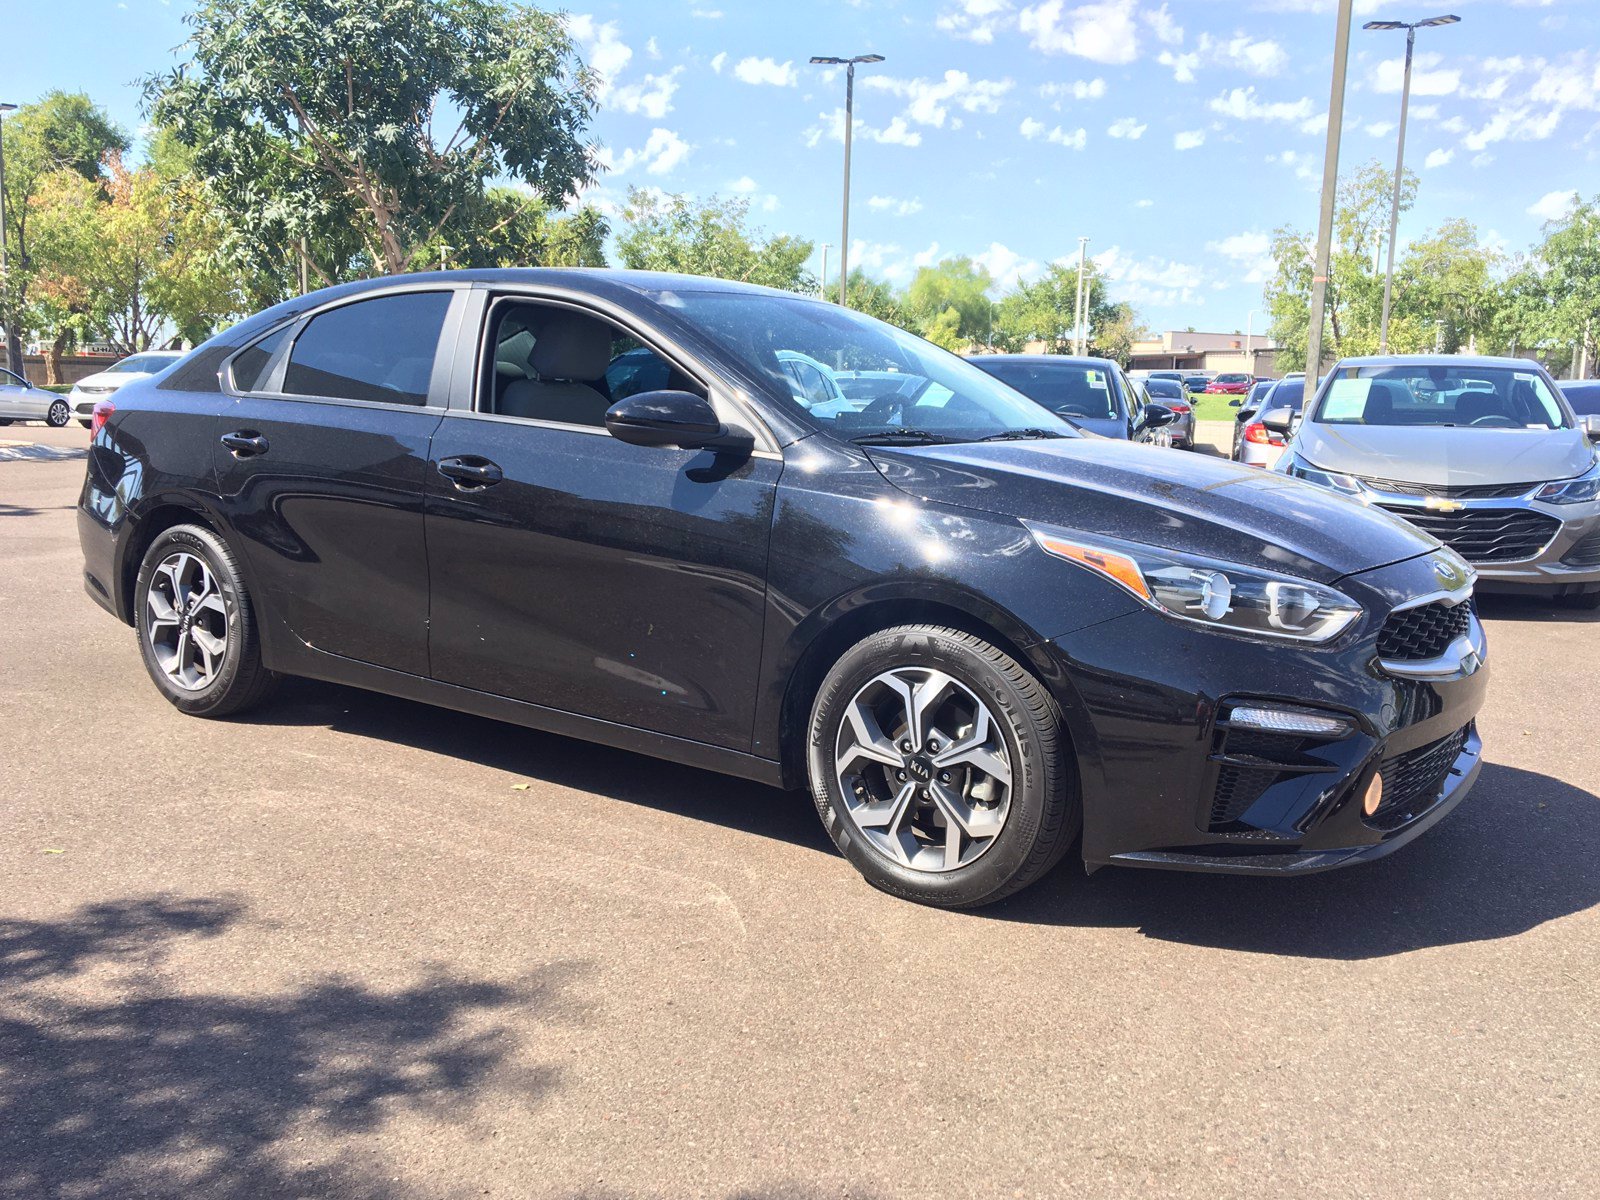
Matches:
[[437, 456, 503, 488], [221, 431, 269, 457]]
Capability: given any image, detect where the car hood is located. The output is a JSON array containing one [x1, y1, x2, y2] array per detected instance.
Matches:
[[865, 437, 1435, 584], [1296, 422, 1596, 486], [73, 370, 146, 390]]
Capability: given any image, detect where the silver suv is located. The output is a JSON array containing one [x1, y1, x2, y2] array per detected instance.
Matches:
[[1277, 355, 1600, 608]]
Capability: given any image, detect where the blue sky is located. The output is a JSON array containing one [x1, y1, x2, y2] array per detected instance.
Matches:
[[9, 0, 1599, 332]]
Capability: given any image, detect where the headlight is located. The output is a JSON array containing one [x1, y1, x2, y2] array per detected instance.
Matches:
[[1025, 522, 1363, 643], [1535, 461, 1600, 505], [1280, 451, 1366, 496]]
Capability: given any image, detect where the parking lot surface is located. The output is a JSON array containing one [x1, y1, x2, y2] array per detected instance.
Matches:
[[3, 434, 1598, 1199]]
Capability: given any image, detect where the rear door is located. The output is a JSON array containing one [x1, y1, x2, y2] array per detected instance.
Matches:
[[424, 292, 780, 750], [215, 286, 467, 676]]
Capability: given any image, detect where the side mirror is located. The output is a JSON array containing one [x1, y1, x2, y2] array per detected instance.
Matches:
[[1135, 403, 1178, 432], [1229, 397, 1243, 407], [1583, 414, 1600, 441], [1259, 406, 1295, 433], [605, 390, 752, 453]]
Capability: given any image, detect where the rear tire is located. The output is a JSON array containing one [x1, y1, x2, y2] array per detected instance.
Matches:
[[807, 624, 1079, 909], [134, 524, 278, 717]]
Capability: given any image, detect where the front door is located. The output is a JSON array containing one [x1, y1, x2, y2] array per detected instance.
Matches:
[[424, 297, 779, 750], [214, 288, 464, 676]]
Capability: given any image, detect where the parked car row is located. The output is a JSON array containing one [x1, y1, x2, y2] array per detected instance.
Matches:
[[77, 268, 1504, 908], [0, 351, 188, 429]]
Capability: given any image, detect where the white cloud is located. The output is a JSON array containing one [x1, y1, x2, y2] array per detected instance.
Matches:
[[1020, 118, 1087, 148], [1207, 230, 1275, 284], [1039, 78, 1107, 103], [1018, 0, 1141, 65], [1095, 243, 1208, 307], [729, 175, 759, 194], [1208, 87, 1315, 123], [645, 36, 660, 60], [867, 195, 926, 217], [565, 15, 632, 97], [1143, 3, 1182, 45], [913, 242, 944, 269], [1371, 52, 1461, 98], [936, 0, 1013, 44], [1174, 129, 1205, 150], [864, 70, 1015, 128], [1134, 198, 1154, 208], [1528, 189, 1578, 222], [1157, 50, 1199, 83], [1423, 147, 1454, 168], [806, 109, 924, 148], [691, 8, 724, 17], [1201, 33, 1289, 77], [611, 67, 683, 119], [710, 52, 727, 74], [974, 241, 1043, 292], [733, 56, 799, 87], [602, 127, 693, 176], [1107, 116, 1146, 139]]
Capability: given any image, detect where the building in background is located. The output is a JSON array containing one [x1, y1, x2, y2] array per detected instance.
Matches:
[[1128, 330, 1284, 377]]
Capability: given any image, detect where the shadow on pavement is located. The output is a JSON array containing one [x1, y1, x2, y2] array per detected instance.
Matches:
[[986, 762, 1600, 958], [250, 677, 833, 855], [0, 895, 575, 1199]]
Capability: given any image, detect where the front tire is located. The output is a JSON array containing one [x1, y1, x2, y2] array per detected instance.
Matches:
[[46, 399, 70, 427], [807, 625, 1079, 908], [134, 524, 278, 717]]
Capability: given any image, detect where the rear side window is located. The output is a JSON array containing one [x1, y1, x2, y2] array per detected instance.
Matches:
[[231, 326, 290, 392], [282, 292, 452, 406]]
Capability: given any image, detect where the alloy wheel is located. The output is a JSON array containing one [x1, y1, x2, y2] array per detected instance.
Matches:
[[144, 551, 229, 691], [48, 400, 70, 427], [832, 666, 1014, 872]]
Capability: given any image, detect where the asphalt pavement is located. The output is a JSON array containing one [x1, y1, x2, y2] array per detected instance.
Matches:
[[2, 422, 1597, 1199]]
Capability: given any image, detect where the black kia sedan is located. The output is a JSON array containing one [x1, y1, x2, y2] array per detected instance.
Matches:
[[77, 270, 1488, 908]]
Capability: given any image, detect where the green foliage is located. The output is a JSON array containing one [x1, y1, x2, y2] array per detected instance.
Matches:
[[411, 188, 609, 271], [144, 0, 599, 278], [615, 189, 814, 291], [991, 260, 1139, 361], [844, 270, 918, 332], [904, 257, 994, 346]]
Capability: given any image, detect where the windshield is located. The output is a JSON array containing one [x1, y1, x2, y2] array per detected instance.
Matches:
[[109, 354, 173, 374], [1216, 373, 1249, 385], [1145, 378, 1184, 399], [1313, 364, 1569, 429], [1264, 380, 1306, 411], [663, 292, 1078, 442], [971, 361, 1123, 421]]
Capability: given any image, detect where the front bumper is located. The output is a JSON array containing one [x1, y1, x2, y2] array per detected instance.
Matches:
[[1045, 550, 1489, 875]]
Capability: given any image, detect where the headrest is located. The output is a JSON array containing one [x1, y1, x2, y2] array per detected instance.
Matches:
[[531, 315, 611, 382], [1362, 380, 1401, 422], [1457, 390, 1504, 423]]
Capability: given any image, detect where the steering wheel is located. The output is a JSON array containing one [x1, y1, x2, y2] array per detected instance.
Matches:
[[857, 393, 909, 424], [1469, 414, 1521, 428]]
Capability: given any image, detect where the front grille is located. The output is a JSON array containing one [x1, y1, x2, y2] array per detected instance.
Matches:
[[1359, 476, 1536, 500], [1373, 726, 1470, 826], [1377, 599, 1471, 661], [1563, 529, 1600, 567], [1377, 505, 1561, 562]]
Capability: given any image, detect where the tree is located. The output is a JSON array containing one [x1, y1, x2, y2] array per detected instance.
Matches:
[[1530, 197, 1600, 374], [1265, 160, 1423, 370], [845, 270, 917, 332], [425, 187, 608, 271], [904, 257, 994, 349], [615, 189, 814, 290], [1394, 218, 1503, 354], [0, 92, 127, 376], [992, 260, 1136, 358], [145, 0, 599, 279]]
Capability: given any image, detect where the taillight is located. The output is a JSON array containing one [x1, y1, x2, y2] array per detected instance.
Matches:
[[91, 400, 115, 435], [1168, 402, 1191, 413], [1244, 422, 1284, 447]]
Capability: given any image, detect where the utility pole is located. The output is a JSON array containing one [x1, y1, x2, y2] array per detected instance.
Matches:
[[1073, 237, 1089, 355], [1366, 14, 1462, 352], [810, 54, 885, 308], [0, 103, 20, 379], [818, 243, 831, 300], [1305, 0, 1355, 395]]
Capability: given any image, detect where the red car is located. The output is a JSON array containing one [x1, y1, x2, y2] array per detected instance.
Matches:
[[1205, 372, 1253, 395]]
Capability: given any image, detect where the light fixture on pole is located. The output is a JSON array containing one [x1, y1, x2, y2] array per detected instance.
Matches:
[[0, 102, 20, 379], [1073, 237, 1089, 355], [810, 53, 885, 308], [1364, 13, 1461, 353]]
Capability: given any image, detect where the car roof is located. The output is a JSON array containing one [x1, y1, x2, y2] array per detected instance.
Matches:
[[1330, 354, 1549, 371], [972, 354, 1120, 370]]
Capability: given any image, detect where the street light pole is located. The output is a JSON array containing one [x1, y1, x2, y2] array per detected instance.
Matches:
[[1305, 1, 1354, 395], [811, 53, 885, 308], [1365, 14, 1461, 353], [818, 243, 831, 300], [0, 103, 20, 379], [1073, 237, 1089, 355]]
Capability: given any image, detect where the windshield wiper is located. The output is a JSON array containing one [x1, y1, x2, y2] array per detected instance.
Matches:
[[848, 429, 957, 446], [976, 428, 1069, 442]]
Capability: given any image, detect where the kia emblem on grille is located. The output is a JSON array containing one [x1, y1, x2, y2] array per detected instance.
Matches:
[[1433, 555, 1467, 589]]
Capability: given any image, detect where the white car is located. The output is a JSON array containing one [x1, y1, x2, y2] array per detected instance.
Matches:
[[0, 368, 73, 427], [68, 350, 186, 426]]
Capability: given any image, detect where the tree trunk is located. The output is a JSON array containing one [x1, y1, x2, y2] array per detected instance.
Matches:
[[47, 330, 70, 386]]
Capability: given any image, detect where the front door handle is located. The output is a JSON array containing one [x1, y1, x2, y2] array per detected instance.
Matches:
[[437, 456, 503, 489], [221, 431, 269, 457]]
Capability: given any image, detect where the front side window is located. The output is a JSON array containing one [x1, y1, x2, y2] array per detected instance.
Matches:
[[282, 292, 452, 406], [659, 291, 1077, 444], [1313, 364, 1570, 430]]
